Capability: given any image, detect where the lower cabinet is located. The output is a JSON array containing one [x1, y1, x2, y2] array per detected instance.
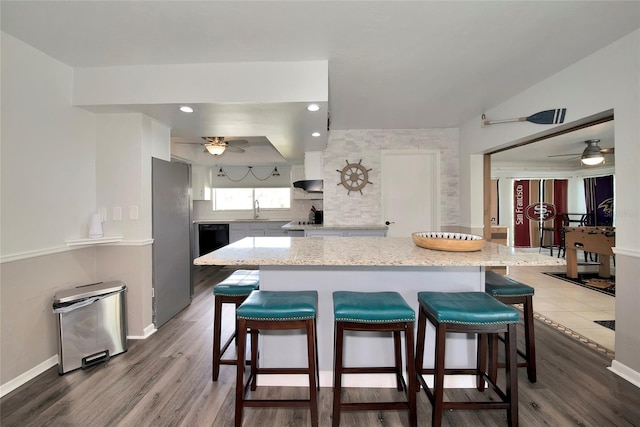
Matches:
[[229, 221, 288, 243], [304, 229, 387, 237]]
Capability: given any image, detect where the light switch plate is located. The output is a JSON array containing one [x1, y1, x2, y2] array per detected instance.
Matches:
[[113, 206, 122, 221]]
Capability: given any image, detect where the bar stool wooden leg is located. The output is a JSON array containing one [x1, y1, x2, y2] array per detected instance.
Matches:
[[415, 307, 427, 392], [332, 291, 416, 427], [212, 295, 224, 381], [506, 323, 519, 427], [477, 333, 488, 392], [235, 318, 248, 427], [432, 322, 447, 427], [332, 322, 344, 427], [234, 290, 318, 427], [523, 295, 537, 382], [306, 319, 319, 426], [416, 291, 520, 427], [250, 328, 259, 391], [393, 331, 404, 391], [405, 323, 418, 427]]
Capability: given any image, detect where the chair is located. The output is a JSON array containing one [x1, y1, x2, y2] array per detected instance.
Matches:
[[415, 292, 520, 427], [235, 290, 319, 427], [332, 291, 417, 427], [485, 270, 537, 383], [212, 270, 259, 381]]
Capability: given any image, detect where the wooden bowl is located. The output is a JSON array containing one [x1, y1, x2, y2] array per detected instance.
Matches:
[[412, 232, 486, 252]]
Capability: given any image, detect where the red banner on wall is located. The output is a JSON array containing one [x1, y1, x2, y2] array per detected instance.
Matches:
[[513, 180, 531, 247], [513, 179, 567, 248]]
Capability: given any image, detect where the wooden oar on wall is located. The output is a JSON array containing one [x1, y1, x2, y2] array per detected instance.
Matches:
[[482, 108, 567, 126]]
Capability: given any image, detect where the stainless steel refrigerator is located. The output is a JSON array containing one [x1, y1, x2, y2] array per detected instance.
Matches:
[[152, 158, 192, 327]]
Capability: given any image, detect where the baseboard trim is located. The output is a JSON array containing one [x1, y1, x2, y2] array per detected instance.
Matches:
[[127, 324, 157, 340], [608, 360, 640, 388], [0, 355, 58, 398]]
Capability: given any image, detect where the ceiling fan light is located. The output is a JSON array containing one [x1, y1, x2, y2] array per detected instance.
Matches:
[[581, 154, 604, 165], [205, 144, 226, 156], [581, 139, 604, 165]]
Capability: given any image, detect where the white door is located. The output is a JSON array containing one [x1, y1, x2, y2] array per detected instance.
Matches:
[[381, 150, 440, 237]]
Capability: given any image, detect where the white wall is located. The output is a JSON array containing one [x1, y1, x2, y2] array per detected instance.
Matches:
[[1, 33, 96, 258], [0, 33, 99, 391], [0, 33, 171, 392], [460, 30, 640, 382]]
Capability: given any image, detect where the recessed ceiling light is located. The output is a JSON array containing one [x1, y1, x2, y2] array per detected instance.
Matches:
[[307, 104, 320, 112], [312, 132, 321, 137], [179, 105, 194, 113]]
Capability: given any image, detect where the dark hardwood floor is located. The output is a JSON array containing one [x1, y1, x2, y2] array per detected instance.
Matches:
[[2, 266, 639, 426]]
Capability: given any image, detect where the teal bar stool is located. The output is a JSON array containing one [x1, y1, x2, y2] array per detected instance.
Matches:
[[235, 290, 319, 427], [415, 292, 520, 427], [485, 270, 537, 383], [332, 291, 417, 427], [212, 270, 260, 381]]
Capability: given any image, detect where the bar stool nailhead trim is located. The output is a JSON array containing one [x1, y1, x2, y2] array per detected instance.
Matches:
[[212, 270, 260, 381], [235, 290, 319, 427], [415, 291, 520, 427], [485, 270, 537, 383], [332, 291, 417, 427]]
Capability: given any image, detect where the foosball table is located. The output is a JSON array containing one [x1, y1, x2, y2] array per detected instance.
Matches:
[[564, 226, 615, 279]]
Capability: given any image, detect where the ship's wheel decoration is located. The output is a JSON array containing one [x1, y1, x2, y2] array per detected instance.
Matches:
[[337, 159, 373, 195]]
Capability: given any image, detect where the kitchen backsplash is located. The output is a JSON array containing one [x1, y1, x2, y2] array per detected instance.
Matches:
[[323, 129, 459, 226]]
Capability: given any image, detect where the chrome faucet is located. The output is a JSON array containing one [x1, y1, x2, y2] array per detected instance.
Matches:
[[254, 199, 260, 219]]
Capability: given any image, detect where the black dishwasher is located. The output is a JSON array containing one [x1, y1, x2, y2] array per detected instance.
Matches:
[[198, 223, 230, 256]]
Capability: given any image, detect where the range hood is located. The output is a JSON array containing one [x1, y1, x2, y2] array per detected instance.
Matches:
[[293, 179, 323, 193], [293, 151, 324, 192]]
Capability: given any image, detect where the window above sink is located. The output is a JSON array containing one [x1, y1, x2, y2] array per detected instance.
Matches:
[[212, 188, 291, 211]]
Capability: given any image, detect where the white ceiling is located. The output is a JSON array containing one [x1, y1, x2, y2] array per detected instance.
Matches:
[[2, 1, 639, 166], [491, 119, 615, 170]]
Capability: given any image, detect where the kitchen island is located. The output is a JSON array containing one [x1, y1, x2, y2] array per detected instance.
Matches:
[[194, 236, 564, 388]]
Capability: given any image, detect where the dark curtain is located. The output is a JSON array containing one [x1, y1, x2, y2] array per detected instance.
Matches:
[[584, 175, 614, 226]]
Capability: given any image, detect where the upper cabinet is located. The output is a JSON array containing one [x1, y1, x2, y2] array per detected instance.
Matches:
[[304, 151, 324, 180], [191, 165, 211, 201]]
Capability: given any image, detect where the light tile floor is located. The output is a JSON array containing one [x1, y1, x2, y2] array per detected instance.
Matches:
[[506, 263, 616, 353]]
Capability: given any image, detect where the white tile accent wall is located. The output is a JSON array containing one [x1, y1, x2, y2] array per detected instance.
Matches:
[[324, 129, 459, 226]]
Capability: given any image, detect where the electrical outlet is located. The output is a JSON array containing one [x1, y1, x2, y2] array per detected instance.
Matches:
[[113, 207, 122, 221]]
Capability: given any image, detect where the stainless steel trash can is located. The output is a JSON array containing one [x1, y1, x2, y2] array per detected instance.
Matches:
[[53, 281, 127, 374]]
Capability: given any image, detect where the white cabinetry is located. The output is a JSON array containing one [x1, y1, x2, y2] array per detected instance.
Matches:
[[191, 165, 211, 201], [345, 229, 387, 237], [304, 151, 324, 180], [230, 221, 288, 243], [304, 229, 387, 237]]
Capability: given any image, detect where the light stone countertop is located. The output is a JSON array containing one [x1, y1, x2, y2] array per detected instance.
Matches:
[[281, 222, 388, 231], [193, 236, 566, 267]]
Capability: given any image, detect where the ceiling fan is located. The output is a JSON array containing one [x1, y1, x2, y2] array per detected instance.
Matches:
[[548, 139, 614, 166], [175, 136, 248, 156]]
